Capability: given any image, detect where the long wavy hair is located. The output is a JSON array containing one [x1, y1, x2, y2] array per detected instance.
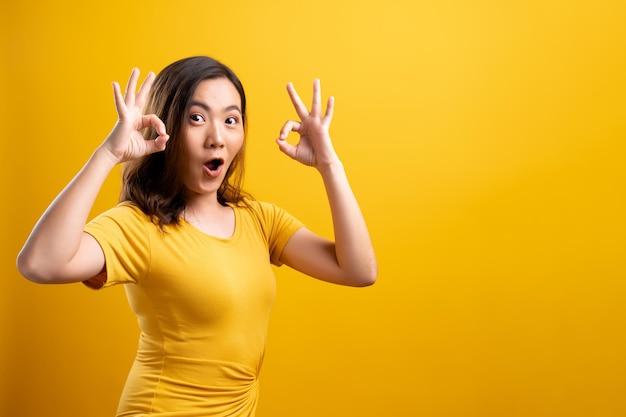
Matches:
[[120, 56, 251, 229]]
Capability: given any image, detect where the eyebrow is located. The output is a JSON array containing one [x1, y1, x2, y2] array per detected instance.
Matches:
[[189, 101, 242, 114]]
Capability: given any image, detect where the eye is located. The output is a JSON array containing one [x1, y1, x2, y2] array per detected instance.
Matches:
[[190, 114, 205, 123], [225, 116, 238, 125]]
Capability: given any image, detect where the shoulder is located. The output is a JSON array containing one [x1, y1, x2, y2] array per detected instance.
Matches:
[[91, 201, 148, 218], [236, 198, 287, 222], [91, 201, 150, 222], [235, 198, 303, 237], [86, 201, 154, 237]]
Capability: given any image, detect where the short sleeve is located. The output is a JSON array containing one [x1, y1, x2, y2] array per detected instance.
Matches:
[[246, 200, 304, 266], [83, 202, 151, 289]]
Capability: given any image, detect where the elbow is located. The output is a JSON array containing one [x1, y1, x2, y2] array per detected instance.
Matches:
[[16, 250, 55, 284], [361, 271, 378, 287], [351, 262, 378, 287], [16, 252, 43, 283], [354, 277, 376, 287]]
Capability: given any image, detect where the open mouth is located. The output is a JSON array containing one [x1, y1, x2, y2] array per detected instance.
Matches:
[[204, 158, 224, 174]]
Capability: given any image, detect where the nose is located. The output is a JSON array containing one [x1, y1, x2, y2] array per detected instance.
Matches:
[[205, 123, 225, 149]]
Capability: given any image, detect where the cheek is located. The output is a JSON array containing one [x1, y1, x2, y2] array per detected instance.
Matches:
[[229, 133, 245, 154]]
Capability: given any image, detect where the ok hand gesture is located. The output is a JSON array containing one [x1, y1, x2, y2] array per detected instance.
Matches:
[[102, 68, 169, 163], [276, 79, 339, 170]]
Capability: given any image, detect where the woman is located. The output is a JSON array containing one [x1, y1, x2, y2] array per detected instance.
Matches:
[[17, 56, 377, 416]]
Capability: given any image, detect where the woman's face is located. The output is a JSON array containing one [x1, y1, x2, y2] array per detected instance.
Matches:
[[179, 77, 245, 200]]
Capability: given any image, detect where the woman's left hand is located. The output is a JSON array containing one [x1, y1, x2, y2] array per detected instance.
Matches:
[[276, 79, 339, 169], [276, 80, 378, 287]]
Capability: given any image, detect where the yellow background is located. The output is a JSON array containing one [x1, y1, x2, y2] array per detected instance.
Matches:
[[2, 1, 625, 416]]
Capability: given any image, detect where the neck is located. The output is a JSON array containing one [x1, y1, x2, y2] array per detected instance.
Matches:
[[183, 199, 235, 239]]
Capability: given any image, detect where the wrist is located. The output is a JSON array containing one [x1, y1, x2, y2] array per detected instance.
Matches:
[[316, 158, 345, 178], [92, 145, 122, 171]]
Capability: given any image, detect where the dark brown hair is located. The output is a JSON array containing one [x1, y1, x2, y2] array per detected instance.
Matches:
[[120, 56, 251, 228]]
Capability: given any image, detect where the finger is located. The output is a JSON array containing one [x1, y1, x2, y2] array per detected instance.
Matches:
[[112, 81, 125, 118], [151, 133, 170, 153], [141, 114, 168, 137], [278, 120, 302, 140], [311, 79, 321, 118], [286, 82, 310, 120], [275, 137, 297, 160], [142, 112, 169, 154], [323, 96, 335, 125], [124, 68, 140, 107], [135, 71, 155, 110]]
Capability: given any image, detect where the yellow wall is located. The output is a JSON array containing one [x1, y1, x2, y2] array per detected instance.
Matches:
[[2, 1, 625, 416]]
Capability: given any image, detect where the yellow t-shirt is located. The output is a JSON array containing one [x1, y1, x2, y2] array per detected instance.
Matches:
[[84, 200, 303, 417]]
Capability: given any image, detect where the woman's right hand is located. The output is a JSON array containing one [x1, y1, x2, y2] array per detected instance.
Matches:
[[17, 67, 170, 285], [102, 68, 169, 163]]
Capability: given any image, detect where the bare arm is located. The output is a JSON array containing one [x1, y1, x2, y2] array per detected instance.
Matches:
[[17, 69, 169, 284], [276, 80, 377, 287]]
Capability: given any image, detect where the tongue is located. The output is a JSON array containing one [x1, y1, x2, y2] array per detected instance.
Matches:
[[206, 159, 223, 171], [204, 160, 223, 177]]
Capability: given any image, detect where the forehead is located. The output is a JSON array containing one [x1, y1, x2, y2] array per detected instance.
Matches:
[[191, 77, 241, 108]]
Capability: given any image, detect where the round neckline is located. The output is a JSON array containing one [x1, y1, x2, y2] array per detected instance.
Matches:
[[181, 204, 240, 242]]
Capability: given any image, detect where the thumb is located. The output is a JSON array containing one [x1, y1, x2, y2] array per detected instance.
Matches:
[[275, 137, 297, 160], [151, 134, 170, 153]]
